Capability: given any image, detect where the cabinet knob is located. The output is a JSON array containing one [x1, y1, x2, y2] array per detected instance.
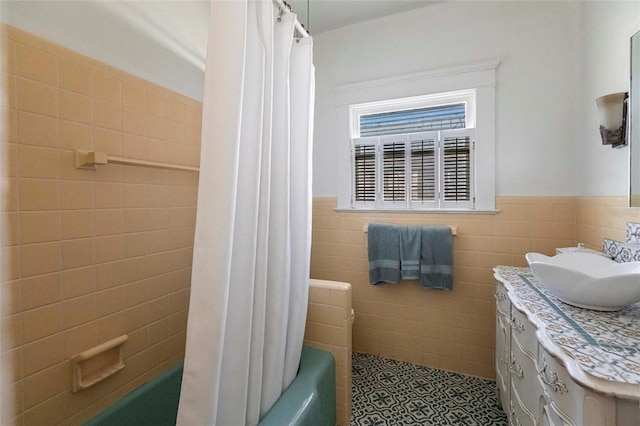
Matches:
[[510, 355, 525, 380], [510, 314, 525, 333]]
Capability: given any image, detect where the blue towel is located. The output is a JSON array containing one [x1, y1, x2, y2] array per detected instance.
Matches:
[[367, 223, 401, 285], [400, 226, 421, 280], [420, 226, 453, 290]]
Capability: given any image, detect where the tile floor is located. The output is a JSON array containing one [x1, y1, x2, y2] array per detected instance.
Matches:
[[351, 352, 508, 425]]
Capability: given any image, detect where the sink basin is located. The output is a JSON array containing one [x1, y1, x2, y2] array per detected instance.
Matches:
[[525, 252, 640, 311]]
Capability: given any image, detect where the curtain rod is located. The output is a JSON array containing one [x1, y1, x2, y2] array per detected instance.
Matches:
[[273, 0, 310, 38]]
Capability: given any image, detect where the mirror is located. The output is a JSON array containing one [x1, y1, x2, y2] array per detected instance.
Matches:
[[630, 29, 640, 206]]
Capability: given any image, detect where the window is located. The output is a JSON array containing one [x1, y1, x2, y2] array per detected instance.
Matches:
[[350, 91, 475, 210], [334, 59, 498, 212]]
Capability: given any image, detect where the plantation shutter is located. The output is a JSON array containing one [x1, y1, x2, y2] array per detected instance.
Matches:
[[351, 103, 474, 210], [409, 133, 437, 205], [381, 136, 406, 203], [353, 138, 377, 204], [441, 129, 474, 208]]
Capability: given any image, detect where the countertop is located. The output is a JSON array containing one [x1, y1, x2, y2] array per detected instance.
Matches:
[[494, 266, 640, 392]]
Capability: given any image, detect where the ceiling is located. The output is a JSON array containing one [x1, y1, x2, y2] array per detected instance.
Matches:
[[1, 0, 430, 99], [289, 0, 429, 34]]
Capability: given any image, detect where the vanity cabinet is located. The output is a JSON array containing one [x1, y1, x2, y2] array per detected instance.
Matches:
[[494, 267, 640, 426]]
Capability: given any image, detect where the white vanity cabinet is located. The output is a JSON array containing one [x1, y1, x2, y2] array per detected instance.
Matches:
[[494, 266, 640, 426]]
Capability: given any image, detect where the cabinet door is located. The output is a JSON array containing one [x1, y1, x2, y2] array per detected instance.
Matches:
[[510, 303, 541, 421], [509, 381, 536, 426], [510, 304, 537, 357], [495, 280, 510, 316], [495, 281, 511, 410], [496, 312, 510, 409], [510, 333, 539, 421], [540, 404, 561, 426]]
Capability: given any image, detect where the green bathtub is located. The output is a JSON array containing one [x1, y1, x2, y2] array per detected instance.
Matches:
[[85, 346, 336, 426]]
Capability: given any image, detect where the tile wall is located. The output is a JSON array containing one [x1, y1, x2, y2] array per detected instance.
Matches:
[[0, 25, 200, 425], [575, 196, 630, 247], [310, 196, 579, 379], [304, 278, 353, 426]]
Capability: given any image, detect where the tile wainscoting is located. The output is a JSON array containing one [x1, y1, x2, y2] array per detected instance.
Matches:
[[310, 196, 632, 379], [304, 279, 353, 426]]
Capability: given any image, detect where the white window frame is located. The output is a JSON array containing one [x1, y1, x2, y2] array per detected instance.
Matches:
[[334, 59, 499, 213], [351, 90, 476, 210]]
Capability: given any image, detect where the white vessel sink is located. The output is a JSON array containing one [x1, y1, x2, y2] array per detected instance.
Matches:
[[525, 252, 640, 311]]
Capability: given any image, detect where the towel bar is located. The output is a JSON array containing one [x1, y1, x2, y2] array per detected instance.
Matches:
[[363, 224, 457, 236], [75, 150, 199, 172]]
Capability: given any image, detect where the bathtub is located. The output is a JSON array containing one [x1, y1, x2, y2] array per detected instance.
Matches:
[[84, 346, 336, 426]]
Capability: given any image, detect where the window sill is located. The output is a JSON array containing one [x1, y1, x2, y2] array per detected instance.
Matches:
[[334, 208, 499, 215]]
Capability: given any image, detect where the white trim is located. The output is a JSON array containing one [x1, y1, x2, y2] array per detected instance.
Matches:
[[334, 59, 501, 94], [334, 208, 499, 215]]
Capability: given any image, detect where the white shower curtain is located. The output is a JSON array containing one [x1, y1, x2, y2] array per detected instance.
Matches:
[[176, 0, 314, 424]]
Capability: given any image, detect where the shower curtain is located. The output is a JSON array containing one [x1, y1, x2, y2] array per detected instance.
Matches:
[[176, 0, 314, 425]]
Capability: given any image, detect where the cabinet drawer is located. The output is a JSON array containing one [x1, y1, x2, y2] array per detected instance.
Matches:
[[510, 335, 540, 418], [496, 313, 510, 410], [537, 347, 579, 425], [511, 304, 537, 357], [495, 280, 510, 315], [509, 380, 536, 426]]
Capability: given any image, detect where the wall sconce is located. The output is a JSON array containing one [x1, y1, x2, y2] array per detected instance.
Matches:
[[596, 91, 629, 148]]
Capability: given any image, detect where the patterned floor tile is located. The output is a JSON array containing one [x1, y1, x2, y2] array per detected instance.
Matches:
[[351, 352, 508, 425]]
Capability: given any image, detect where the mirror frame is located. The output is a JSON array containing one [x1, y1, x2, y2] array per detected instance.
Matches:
[[629, 29, 640, 207]]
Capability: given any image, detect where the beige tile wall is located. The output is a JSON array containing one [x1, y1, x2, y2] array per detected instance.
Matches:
[[310, 196, 579, 379], [304, 278, 353, 426], [575, 196, 631, 246], [1, 25, 200, 425]]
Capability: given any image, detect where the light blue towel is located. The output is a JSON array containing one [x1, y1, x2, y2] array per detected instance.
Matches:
[[400, 226, 421, 280], [367, 223, 401, 285], [420, 226, 453, 290]]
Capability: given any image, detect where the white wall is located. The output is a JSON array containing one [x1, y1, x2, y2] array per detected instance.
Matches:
[[5, 0, 636, 197], [577, 2, 640, 196], [1, 0, 208, 101], [312, 1, 582, 197]]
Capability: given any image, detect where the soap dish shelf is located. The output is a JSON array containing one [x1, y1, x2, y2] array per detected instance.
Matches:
[[71, 334, 128, 393]]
